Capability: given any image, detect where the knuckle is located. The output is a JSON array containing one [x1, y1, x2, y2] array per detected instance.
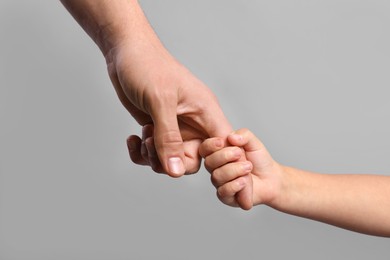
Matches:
[[227, 184, 236, 195], [151, 163, 164, 173], [141, 144, 148, 159], [223, 151, 231, 161], [237, 162, 249, 175], [155, 130, 183, 149], [130, 153, 147, 166], [185, 160, 201, 175], [211, 170, 221, 187], [129, 153, 141, 164], [217, 187, 226, 198], [217, 184, 233, 198], [224, 147, 240, 161], [147, 88, 178, 113], [204, 158, 213, 171], [203, 141, 213, 153]]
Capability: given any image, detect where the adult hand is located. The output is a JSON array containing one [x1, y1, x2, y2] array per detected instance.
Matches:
[[60, 0, 252, 207], [112, 40, 254, 208], [61, 0, 230, 176], [106, 38, 232, 177]]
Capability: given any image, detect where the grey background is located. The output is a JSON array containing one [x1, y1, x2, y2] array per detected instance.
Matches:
[[1, 0, 389, 259]]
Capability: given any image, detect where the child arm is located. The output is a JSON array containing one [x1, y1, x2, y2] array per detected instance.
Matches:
[[277, 167, 390, 237], [201, 128, 390, 237]]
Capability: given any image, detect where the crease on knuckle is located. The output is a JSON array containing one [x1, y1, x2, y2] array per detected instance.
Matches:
[[211, 170, 220, 187], [155, 130, 183, 149]]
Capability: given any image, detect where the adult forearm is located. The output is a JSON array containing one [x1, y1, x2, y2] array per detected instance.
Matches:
[[275, 167, 390, 237], [60, 0, 159, 56]]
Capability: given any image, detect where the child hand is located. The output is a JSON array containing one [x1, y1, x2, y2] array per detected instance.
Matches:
[[199, 128, 284, 208]]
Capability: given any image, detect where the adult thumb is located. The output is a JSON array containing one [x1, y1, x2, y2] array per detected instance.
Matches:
[[151, 104, 186, 178]]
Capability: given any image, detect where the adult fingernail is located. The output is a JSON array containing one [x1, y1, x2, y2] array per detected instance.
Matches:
[[168, 157, 185, 176]]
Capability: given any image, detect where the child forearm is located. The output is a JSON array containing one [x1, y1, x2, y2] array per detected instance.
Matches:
[[273, 166, 390, 237]]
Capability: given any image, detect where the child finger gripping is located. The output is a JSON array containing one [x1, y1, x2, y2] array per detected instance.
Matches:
[[199, 128, 286, 209], [200, 128, 390, 237]]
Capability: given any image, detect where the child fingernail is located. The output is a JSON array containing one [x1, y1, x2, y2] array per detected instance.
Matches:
[[214, 139, 223, 148], [230, 133, 243, 141], [237, 178, 246, 188], [243, 162, 252, 172], [233, 148, 242, 157]]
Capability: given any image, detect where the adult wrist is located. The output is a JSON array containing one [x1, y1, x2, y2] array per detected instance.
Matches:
[[93, 0, 160, 60]]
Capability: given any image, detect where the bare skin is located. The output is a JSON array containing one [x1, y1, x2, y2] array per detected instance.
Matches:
[[200, 129, 390, 237], [60, 0, 253, 209]]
